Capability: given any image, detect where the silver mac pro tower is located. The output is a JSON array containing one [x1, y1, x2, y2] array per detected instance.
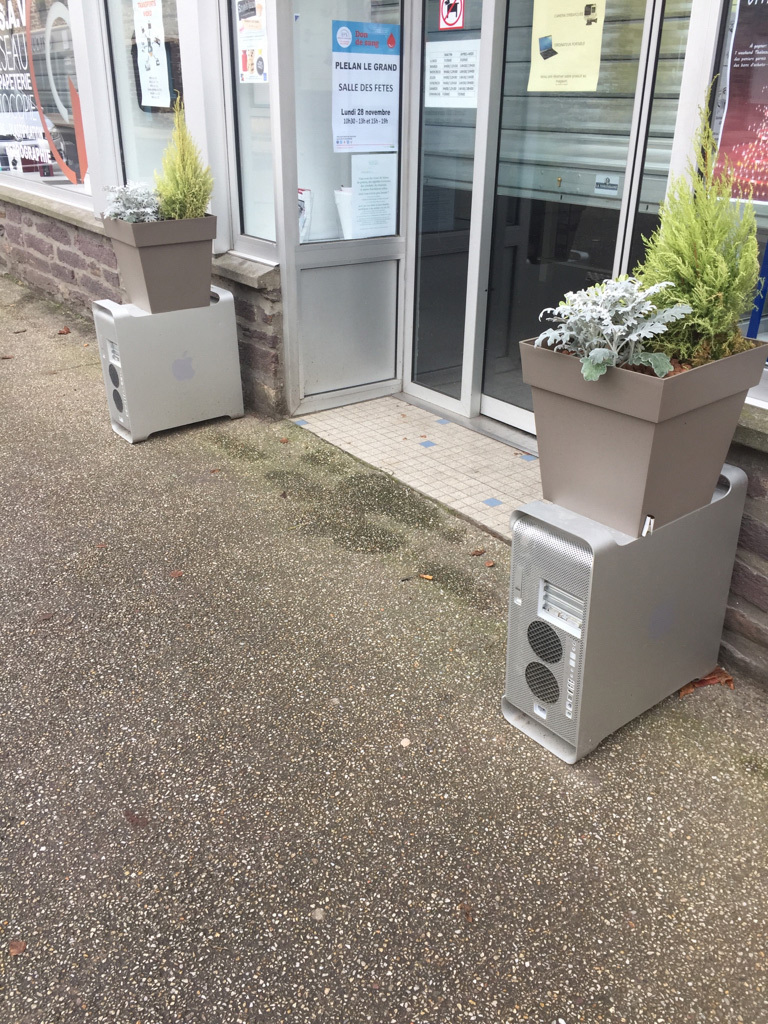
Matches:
[[503, 464, 746, 763]]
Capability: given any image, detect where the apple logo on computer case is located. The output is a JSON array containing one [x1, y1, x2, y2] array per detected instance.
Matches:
[[172, 352, 195, 381]]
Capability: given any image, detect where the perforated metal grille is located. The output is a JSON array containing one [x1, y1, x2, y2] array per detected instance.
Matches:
[[527, 620, 562, 663], [525, 662, 560, 704], [506, 515, 593, 745]]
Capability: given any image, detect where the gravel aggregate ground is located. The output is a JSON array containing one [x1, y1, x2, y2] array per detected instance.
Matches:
[[1, 278, 767, 1024]]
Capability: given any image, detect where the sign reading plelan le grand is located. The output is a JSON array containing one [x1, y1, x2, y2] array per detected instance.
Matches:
[[332, 21, 400, 154]]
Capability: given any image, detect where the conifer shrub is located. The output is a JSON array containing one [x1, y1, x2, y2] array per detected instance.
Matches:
[[155, 96, 214, 221], [634, 102, 759, 366]]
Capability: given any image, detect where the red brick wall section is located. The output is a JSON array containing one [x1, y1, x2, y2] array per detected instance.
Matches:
[[721, 441, 768, 688], [0, 197, 285, 417], [0, 199, 123, 311]]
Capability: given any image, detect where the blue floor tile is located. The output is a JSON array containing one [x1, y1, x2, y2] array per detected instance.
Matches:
[[483, 497, 503, 507], [420, 440, 436, 448]]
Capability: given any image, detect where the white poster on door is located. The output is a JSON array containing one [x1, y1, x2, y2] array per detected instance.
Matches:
[[133, 0, 171, 108], [332, 21, 400, 153], [425, 38, 480, 108], [527, 0, 604, 93], [351, 153, 397, 238]]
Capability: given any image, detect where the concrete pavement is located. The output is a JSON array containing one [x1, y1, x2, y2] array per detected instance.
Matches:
[[1, 277, 767, 1024]]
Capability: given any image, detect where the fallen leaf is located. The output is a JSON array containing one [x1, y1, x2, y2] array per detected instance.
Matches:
[[1, 354, 13, 359], [12, 328, 25, 334], [34, 612, 55, 622], [485, 560, 495, 568], [9, 940, 26, 956], [280, 491, 287, 499], [418, 574, 433, 580], [679, 666, 734, 698], [57, 326, 71, 335], [170, 570, 184, 578], [96, 543, 107, 549], [83, 343, 89, 347], [458, 902, 473, 923], [470, 548, 485, 556], [279, 438, 289, 444], [420, 434, 426, 438], [209, 468, 221, 474], [123, 809, 149, 828]]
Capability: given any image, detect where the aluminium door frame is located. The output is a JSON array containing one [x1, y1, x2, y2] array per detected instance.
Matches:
[[270, 1, 414, 418], [403, 0, 726, 436]]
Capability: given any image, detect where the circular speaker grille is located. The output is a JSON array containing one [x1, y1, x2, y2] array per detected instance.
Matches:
[[112, 388, 123, 412], [525, 662, 560, 704], [109, 364, 120, 387], [527, 620, 563, 663]]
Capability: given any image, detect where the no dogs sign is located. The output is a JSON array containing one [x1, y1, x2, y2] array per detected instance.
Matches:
[[439, 0, 464, 30]]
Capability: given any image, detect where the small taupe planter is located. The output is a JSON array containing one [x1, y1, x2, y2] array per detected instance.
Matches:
[[102, 215, 217, 314], [520, 337, 768, 536]]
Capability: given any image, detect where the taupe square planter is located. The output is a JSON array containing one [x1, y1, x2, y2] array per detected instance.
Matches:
[[520, 337, 768, 536], [102, 215, 217, 314]]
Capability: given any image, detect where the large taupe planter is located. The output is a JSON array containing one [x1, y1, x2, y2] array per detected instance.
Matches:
[[520, 337, 768, 536], [101, 215, 217, 314]]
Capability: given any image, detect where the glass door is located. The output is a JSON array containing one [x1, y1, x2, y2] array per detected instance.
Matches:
[[481, 0, 693, 426]]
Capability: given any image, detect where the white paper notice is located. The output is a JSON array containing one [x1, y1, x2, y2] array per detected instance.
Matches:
[[351, 154, 397, 238], [133, 0, 171, 108], [425, 39, 480, 108]]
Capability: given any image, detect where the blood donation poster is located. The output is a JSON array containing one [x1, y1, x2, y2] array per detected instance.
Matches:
[[332, 21, 400, 153]]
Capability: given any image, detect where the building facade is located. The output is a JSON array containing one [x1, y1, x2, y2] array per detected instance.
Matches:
[[1, 0, 767, 681]]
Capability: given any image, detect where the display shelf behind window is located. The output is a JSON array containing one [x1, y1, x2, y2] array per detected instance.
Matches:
[[0, 1, 90, 193]]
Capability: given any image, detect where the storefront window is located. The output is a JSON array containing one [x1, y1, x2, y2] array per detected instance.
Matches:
[[230, 0, 275, 242], [105, 0, 181, 184], [292, 0, 402, 243], [0, 0, 89, 191]]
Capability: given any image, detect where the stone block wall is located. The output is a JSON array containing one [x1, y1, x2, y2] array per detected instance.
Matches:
[[0, 198, 122, 310], [0, 190, 285, 417], [721, 407, 768, 689]]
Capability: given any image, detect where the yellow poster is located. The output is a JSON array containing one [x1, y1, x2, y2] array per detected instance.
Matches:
[[527, 0, 604, 93]]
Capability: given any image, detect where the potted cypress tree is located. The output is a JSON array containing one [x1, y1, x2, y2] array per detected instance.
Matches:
[[102, 97, 216, 314], [520, 104, 767, 537]]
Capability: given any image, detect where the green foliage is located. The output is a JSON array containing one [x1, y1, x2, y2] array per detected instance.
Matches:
[[154, 97, 214, 221], [634, 101, 759, 365], [103, 182, 159, 223], [536, 276, 690, 381]]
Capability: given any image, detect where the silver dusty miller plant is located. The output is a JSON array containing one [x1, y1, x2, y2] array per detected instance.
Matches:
[[536, 276, 691, 381], [103, 182, 160, 223]]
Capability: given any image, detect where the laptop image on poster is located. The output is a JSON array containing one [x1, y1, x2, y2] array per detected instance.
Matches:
[[538, 35, 558, 59]]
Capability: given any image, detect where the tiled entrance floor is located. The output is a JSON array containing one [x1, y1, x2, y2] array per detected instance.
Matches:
[[294, 396, 542, 539]]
